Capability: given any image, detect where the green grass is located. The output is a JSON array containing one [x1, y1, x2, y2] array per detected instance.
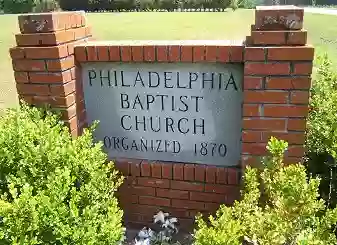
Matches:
[[0, 10, 336, 109]]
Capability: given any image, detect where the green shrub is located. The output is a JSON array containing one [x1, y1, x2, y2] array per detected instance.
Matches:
[[0, 104, 124, 244], [306, 54, 337, 207], [194, 137, 337, 245], [33, 0, 60, 12], [3, 0, 36, 13]]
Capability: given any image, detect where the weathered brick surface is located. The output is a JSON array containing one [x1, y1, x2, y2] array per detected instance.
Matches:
[[11, 11, 92, 137], [114, 159, 241, 228]]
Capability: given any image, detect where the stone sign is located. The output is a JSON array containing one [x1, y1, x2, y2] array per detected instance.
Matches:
[[82, 63, 243, 166]]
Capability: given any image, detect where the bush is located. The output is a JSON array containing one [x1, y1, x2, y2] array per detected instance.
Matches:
[[0, 104, 124, 244], [194, 137, 337, 245], [306, 54, 337, 207], [3, 0, 36, 13], [33, 0, 60, 12]]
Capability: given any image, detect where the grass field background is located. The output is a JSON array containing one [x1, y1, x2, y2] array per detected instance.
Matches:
[[0, 10, 336, 109]]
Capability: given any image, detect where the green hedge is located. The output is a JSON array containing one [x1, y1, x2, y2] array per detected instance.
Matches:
[[57, 0, 231, 12], [0, 104, 124, 244]]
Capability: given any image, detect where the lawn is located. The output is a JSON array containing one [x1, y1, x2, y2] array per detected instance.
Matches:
[[0, 10, 336, 109]]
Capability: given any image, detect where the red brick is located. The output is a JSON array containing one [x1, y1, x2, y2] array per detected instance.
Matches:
[[266, 77, 311, 90], [255, 6, 304, 30], [244, 76, 263, 90], [171, 180, 203, 192], [288, 118, 307, 131], [262, 132, 305, 144], [181, 46, 192, 62], [124, 204, 159, 215], [244, 91, 288, 103], [156, 46, 168, 62], [227, 168, 239, 185], [10, 47, 25, 59], [267, 46, 314, 61], [13, 60, 46, 72], [151, 162, 161, 178], [50, 80, 76, 96], [25, 45, 68, 59], [288, 145, 305, 157], [59, 104, 77, 120], [70, 67, 76, 80], [86, 46, 98, 61], [264, 105, 308, 117], [226, 191, 241, 204], [287, 31, 307, 45], [168, 46, 180, 62], [165, 207, 190, 218], [18, 13, 60, 33], [184, 164, 194, 181], [206, 166, 216, 183], [138, 177, 170, 188], [161, 163, 172, 179], [131, 186, 155, 196], [290, 91, 309, 104], [230, 45, 243, 62], [66, 116, 78, 133], [74, 46, 87, 62], [205, 184, 237, 194], [292, 62, 313, 75], [144, 46, 155, 62], [242, 131, 261, 142], [173, 164, 184, 180], [205, 46, 217, 62], [97, 46, 109, 61], [204, 203, 220, 212], [124, 213, 151, 224], [131, 162, 141, 176], [243, 104, 260, 117], [109, 46, 120, 61], [172, 199, 204, 210], [284, 157, 302, 164], [139, 196, 170, 207], [121, 46, 132, 62], [14, 72, 29, 83], [141, 161, 151, 177], [251, 31, 286, 45], [119, 194, 138, 205], [115, 160, 130, 175], [242, 143, 267, 155], [32, 93, 75, 107], [243, 118, 286, 130], [17, 84, 49, 96], [85, 26, 92, 36], [193, 46, 205, 62], [132, 46, 143, 62], [29, 70, 72, 83], [156, 188, 189, 200], [16, 30, 74, 47], [216, 167, 226, 184], [190, 192, 226, 203], [18, 94, 33, 104], [73, 27, 87, 40], [217, 46, 230, 62], [244, 47, 265, 61], [195, 165, 205, 182], [245, 62, 290, 75], [46, 56, 74, 72]]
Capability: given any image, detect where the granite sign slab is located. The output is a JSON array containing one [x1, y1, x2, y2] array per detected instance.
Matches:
[[82, 63, 243, 166]]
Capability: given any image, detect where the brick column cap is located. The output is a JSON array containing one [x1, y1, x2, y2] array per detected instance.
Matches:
[[18, 11, 87, 34], [256, 5, 303, 10]]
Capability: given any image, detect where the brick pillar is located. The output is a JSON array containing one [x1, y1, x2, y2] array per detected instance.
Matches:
[[242, 6, 314, 166], [10, 12, 92, 136]]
